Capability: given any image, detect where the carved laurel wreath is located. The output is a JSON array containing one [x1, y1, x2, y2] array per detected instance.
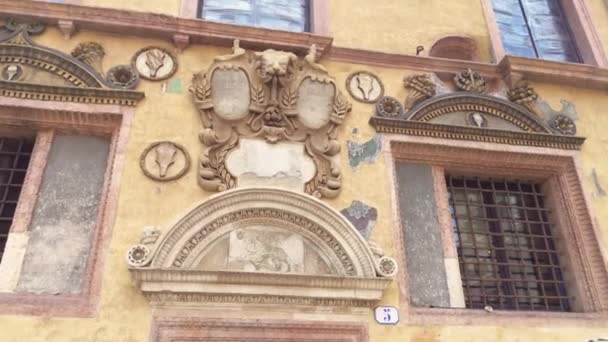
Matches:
[[190, 41, 351, 198]]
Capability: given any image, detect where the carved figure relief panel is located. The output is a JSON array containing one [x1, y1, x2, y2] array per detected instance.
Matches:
[[190, 41, 351, 198]]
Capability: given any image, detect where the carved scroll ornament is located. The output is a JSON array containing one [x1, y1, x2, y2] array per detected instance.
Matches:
[[190, 41, 351, 198]]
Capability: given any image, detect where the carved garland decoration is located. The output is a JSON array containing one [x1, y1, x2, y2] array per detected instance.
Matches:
[[190, 41, 351, 198]]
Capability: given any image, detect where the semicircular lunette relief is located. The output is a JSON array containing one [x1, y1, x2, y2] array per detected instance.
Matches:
[[126, 187, 396, 308]]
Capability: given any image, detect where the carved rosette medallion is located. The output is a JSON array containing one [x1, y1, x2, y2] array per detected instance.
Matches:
[[140, 141, 191, 181], [106, 65, 139, 89], [131, 46, 177, 81], [346, 71, 384, 103], [375, 96, 404, 118], [190, 41, 351, 198], [551, 115, 576, 135], [126, 244, 150, 267]]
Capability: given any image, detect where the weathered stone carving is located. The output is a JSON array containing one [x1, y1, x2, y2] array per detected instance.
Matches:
[[466, 112, 487, 128], [346, 71, 384, 103], [507, 81, 539, 114], [190, 41, 351, 198], [376, 96, 404, 118], [140, 141, 191, 181], [126, 244, 150, 267], [551, 115, 576, 135], [368, 240, 398, 277], [0, 20, 144, 105], [403, 74, 436, 110], [106, 65, 139, 89], [1, 64, 23, 81], [454, 68, 487, 93], [131, 46, 177, 81], [369, 93, 585, 150], [71, 42, 105, 73], [140, 226, 161, 245], [127, 188, 395, 308], [4, 18, 45, 36]]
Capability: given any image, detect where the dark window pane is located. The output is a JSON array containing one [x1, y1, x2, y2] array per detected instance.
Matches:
[[200, 0, 309, 32], [0, 136, 34, 263], [447, 175, 570, 312]]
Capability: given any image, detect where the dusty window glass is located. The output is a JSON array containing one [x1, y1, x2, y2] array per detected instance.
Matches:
[[200, 0, 309, 32], [491, 0, 580, 63]]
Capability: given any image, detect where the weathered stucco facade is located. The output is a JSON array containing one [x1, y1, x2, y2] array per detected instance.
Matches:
[[0, 0, 608, 341]]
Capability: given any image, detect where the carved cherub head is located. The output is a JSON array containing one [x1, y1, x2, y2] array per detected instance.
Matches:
[[145, 49, 166, 78], [254, 49, 297, 78]]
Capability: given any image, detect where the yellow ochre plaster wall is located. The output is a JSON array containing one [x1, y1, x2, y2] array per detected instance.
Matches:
[[0, 21, 607, 340], [76, 0, 493, 61], [1, 0, 608, 340]]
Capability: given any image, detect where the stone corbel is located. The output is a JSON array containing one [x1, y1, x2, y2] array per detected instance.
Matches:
[[58, 20, 76, 40], [172, 34, 190, 53]]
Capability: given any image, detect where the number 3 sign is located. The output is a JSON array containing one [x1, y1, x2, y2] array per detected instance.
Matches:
[[374, 306, 399, 325]]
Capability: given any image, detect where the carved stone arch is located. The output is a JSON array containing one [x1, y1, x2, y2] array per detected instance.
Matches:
[[0, 28, 106, 88], [407, 93, 552, 133], [127, 188, 395, 308]]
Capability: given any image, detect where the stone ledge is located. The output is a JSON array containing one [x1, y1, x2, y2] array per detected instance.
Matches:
[[0, 1, 333, 55], [130, 268, 391, 307], [370, 118, 586, 150]]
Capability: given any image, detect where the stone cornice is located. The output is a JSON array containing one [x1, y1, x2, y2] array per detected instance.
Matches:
[[370, 118, 586, 150], [130, 268, 391, 307], [0, 80, 145, 106], [1, 2, 606, 90], [0, 1, 332, 55]]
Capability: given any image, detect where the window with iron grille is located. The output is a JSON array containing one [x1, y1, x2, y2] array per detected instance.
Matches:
[[491, 0, 580, 63], [0, 136, 34, 263], [198, 0, 310, 32], [446, 175, 571, 312]]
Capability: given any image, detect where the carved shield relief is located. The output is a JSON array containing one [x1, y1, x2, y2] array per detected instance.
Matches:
[[191, 41, 351, 198], [210, 68, 251, 120]]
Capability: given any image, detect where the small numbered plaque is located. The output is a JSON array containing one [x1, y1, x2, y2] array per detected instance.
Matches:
[[374, 306, 399, 325]]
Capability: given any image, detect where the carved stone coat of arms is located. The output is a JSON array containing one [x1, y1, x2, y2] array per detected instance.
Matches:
[[190, 40, 351, 198]]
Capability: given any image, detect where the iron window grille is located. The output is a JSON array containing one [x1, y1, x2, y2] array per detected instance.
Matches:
[[198, 0, 310, 32], [0, 136, 34, 263], [446, 175, 571, 312]]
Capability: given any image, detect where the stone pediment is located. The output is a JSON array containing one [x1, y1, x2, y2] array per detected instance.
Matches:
[[371, 73, 585, 150], [127, 188, 395, 308], [190, 41, 351, 198], [0, 19, 143, 105]]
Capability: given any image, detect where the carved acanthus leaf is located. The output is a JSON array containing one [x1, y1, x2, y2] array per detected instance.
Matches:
[[404, 74, 436, 110]]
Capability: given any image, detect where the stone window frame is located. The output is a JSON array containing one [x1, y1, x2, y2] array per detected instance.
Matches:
[[0, 96, 133, 317], [179, 0, 329, 35], [480, 0, 608, 67], [384, 133, 608, 326]]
